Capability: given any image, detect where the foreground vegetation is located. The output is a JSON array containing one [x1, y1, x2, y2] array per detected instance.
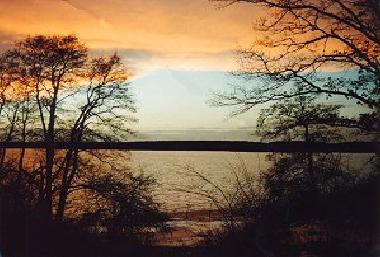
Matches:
[[195, 153, 379, 257]]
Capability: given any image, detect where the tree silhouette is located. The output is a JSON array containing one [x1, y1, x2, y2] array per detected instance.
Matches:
[[256, 95, 345, 142], [0, 35, 136, 221], [13, 35, 87, 219], [0, 35, 170, 256], [55, 54, 136, 221], [211, 0, 379, 130]]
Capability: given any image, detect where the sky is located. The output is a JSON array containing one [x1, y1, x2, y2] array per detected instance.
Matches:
[[130, 70, 261, 131], [0, 0, 367, 134], [0, 0, 264, 132], [0, 0, 260, 73]]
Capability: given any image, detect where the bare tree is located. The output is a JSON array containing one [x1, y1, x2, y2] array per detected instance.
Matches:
[[0, 35, 137, 222], [211, 0, 379, 127], [256, 95, 345, 142], [13, 35, 88, 219], [256, 95, 351, 190], [0, 51, 21, 170], [0, 58, 9, 171], [55, 54, 136, 221]]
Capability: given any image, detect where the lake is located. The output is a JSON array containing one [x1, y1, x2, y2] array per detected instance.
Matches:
[[129, 151, 372, 212]]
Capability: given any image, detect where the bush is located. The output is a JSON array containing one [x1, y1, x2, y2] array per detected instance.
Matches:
[[201, 154, 380, 257]]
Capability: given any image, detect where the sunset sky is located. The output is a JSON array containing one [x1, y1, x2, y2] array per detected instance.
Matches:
[[0, 0, 361, 133], [0, 0, 259, 73], [0, 0, 264, 132]]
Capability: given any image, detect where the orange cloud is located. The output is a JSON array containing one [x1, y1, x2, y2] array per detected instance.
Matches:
[[0, 0, 260, 71]]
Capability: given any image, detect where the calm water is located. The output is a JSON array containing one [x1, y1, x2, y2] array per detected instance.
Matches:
[[128, 151, 272, 245], [128, 151, 373, 212], [129, 151, 271, 211]]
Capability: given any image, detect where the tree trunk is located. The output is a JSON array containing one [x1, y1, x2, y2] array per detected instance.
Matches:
[[42, 146, 54, 220], [56, 184, 69, 222], [0, 148, 7, 170], [0, 108, 18, 170], [304, 124, 314, 185], [56, 149, 73, 221], [42, 82, 60, 220]]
